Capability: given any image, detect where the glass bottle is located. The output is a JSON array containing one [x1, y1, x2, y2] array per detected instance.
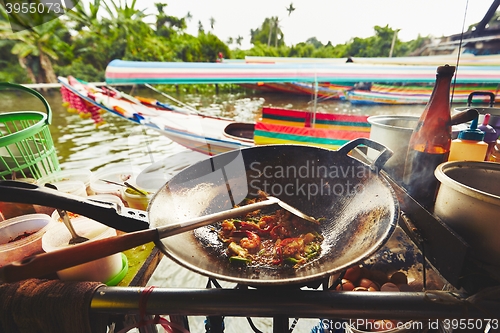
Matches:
[[403, 64, 455, 210]]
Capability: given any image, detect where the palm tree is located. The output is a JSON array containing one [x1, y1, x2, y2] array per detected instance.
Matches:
[[273, 17, 281, 47], [100, 0, 154, 58], [236, 35, 243, 47], [286, 3, 296, 16], [65, 0, 102, 31], [0, 5, 69, 83], [209, 17, 215, 30], [155, 2, 167, 14], [267, 18, 273, 46], [267, 16, 280, 47]]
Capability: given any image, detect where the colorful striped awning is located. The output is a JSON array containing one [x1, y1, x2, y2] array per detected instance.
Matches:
[[105, 60, 500, 85]]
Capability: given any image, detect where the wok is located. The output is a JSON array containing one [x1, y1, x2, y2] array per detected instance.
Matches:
[[0, 138, 398, 286]]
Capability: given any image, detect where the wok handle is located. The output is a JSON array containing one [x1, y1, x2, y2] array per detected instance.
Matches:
[[0, 229, 159, 284], [338, 138, 393, 172], [0, 180, 149, 232], [156, 197, 281, 238], [450, 108, 479, 126]]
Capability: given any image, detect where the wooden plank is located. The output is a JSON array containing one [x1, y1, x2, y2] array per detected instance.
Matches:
[[118, 242, 163, 287]]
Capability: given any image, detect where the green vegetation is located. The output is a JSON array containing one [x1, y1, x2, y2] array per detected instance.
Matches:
[[0, 0, 432, 84]]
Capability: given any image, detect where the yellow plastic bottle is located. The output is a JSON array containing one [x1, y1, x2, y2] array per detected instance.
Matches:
[[448, 117, 488, 162]]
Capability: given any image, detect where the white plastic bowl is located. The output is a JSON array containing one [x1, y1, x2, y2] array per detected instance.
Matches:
[[89, 164, 141, 198], [36, 169, 93, 195], [45, 180, 87, 197], [51, 194, 125, 223], [0, 214, 54, 266], [42, 217, 123, 282]]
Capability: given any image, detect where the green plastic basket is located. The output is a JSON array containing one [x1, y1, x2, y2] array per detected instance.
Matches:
[[0, 82, 60, 180]]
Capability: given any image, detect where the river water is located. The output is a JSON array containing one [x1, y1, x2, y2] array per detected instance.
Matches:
[[1, 85, 434, 333]]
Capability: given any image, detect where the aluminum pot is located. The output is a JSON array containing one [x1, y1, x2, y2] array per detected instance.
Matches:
[[454, 91, 500, 133], [434, 161, 500, 266], [367, 116, 418, 181], [367, 112, 481, 182]]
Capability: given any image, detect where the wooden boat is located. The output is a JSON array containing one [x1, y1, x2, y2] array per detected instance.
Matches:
[[59, 76, 371, 155], [347, 83, 500, 105], [253, 107, 370, 149], [241, 82, 350, 100], [105, 59, 500, 107], [59, 76, 254, 155], [244, 54, 500, 66], [105, 60, 500, 85]]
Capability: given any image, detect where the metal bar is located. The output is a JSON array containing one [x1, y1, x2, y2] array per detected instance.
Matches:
[[311, 75, 318, 127], [18, 82, 134, 90], [91, 287, 497, 319], [144, 83, 199, 114], [273, 316, 288, 333]]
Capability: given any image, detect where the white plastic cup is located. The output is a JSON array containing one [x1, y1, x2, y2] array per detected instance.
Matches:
[[89, 165, 141, 200], [41, 217, 123, 282], [0, 214, 54, 266], [49, 180, 88, 197], [120, 187, 151, 210]]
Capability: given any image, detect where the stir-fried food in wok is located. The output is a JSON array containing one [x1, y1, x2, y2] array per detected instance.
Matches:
[[218, 191, 324, 268]]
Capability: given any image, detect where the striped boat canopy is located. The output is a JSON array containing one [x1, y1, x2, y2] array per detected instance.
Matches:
[[105, 59, 500, 85], [254, 107, 371, 150], [245, 54, 500, 66]]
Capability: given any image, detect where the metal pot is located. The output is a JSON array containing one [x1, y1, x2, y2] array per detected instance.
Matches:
[[0, 139, 399, 285], [434, 161, 500, 266], [366, 112, 476, 182], [454, 91, 500, 133], [367, 115, 418, 181]]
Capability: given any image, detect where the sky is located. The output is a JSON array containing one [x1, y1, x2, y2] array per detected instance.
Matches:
[[128, 0, 497, 49]]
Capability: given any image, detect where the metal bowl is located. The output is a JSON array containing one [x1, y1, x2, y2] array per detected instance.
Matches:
[[434, 161, 500, 266]]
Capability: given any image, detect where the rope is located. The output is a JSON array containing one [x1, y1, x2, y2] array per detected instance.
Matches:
[[0, 279, 107, 333], [116, 286, 191, 333]]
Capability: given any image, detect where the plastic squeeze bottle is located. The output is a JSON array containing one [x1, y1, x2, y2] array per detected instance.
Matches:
[[477, 114, 498, 161], [448, 117, 488, 161], [403, 64, 455, 210]]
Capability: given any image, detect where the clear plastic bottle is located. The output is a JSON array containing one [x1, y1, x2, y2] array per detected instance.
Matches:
[[448, 117, 488, 161], [403, 64, 455, 210]]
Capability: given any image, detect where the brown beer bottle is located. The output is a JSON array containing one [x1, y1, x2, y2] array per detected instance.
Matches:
[[403, 64, 455, 210]]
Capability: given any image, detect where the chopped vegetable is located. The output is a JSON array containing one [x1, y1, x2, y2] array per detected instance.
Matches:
[[229, 256, 252, 265], [217, 193, 324, 269]]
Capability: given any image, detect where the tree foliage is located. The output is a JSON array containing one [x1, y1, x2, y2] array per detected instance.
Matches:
[[0, 0, 435, 83], [250, 17, 285, 47]]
